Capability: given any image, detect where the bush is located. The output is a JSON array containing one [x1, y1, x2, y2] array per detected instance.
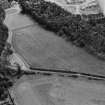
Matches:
[[0, 7, 8, 56], [0, 6, 5, 22], [0, 5, 14, 103]]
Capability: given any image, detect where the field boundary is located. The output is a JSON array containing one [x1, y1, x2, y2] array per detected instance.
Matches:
[[12, 24, 35, 31]]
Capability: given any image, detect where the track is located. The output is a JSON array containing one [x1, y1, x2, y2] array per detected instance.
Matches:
[[7, 65, 105, 81], [29, 67, 105, 80]]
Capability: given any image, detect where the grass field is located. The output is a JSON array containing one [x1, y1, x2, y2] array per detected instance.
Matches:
[[5, 12, 105, 76], [12, 22, 105, 76], [5, 13, 34, 30], [13, 76, 105, 105]]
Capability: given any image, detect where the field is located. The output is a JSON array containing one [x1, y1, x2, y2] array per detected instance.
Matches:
[[4, 9, 105, 76], [13, 75, 105, 105], [7, 13, 105, 76]]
